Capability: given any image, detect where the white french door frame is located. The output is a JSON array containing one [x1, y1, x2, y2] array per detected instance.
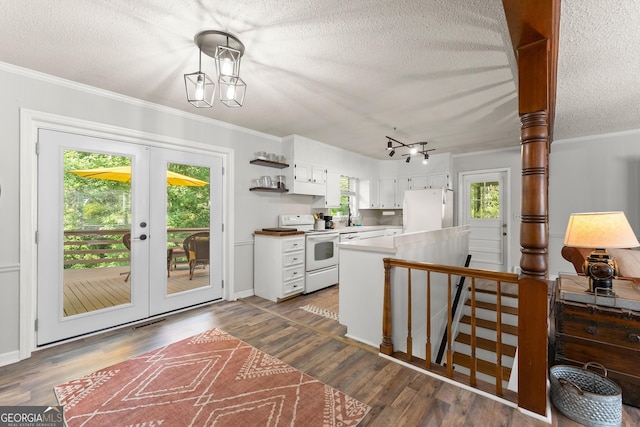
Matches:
[[19, 109, 235, 360], [457, 168, 511, 272]]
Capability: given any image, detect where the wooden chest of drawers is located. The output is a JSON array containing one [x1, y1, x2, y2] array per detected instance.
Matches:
[[554, 275, 640, 407]]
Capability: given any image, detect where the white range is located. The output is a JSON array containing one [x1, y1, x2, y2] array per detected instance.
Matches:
[[279, 214, 339, 293]]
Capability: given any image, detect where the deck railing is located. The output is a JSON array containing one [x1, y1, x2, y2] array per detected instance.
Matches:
[[63, 228, 209, 268], [380, 257, 548, 416]]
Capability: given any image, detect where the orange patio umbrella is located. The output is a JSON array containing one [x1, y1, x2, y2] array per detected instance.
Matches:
[[68, 166, 208, 187]]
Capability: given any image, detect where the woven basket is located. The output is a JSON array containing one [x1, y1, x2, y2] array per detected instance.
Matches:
[[550, 362, 622, 427]]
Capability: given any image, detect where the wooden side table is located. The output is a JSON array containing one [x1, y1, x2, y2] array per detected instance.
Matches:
[[554, 274, 640, 407]]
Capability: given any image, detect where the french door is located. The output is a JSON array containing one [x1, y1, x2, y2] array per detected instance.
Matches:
[[37, 129, 222, 345]]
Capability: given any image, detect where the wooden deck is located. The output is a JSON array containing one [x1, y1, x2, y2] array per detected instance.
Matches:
[[63, 265, 209, 316]]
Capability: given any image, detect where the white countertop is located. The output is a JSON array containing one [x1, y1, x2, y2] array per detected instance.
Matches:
[[338, 225, 469, 254], [333, 225, 402, 234]]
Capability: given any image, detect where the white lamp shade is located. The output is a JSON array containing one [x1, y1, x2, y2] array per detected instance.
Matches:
[[563, 211, 640, 248]]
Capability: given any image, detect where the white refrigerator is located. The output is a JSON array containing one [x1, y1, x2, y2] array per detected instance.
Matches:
[[402, 188, 454, 233]]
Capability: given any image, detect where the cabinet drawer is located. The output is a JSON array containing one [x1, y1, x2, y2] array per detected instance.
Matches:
[[283, 250, 304, 267], [557, 303, 640, 351], [555, 334, 640, 376], [283, 265, 304, 282], [283, 238, 304, 252], [283, 278, 305, 295]]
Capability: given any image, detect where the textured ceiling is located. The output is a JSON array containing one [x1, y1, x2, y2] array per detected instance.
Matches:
[[0, 0, 638, 159]]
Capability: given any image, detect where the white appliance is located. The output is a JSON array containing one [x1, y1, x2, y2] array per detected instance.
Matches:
[[279, 214, 339, 293], [402, 188, 453, 233]]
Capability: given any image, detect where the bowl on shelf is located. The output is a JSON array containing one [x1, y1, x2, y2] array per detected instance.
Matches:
[[254, 151, 267, 160]]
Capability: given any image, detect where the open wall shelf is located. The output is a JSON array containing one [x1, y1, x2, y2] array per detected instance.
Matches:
[[250, 159, 289, 169]]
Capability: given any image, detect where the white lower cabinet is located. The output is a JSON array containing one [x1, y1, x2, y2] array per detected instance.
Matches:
[[254, 234, 305, 302]]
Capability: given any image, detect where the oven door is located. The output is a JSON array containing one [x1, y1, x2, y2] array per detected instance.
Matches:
[[305, 233, 339, 271]]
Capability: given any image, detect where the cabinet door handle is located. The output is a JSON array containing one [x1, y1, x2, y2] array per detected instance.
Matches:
[[629, 333, 640, 343], [586, 326, 597, 335]]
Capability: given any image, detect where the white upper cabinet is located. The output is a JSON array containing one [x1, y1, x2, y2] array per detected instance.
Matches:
[[283, 135, 328, 196], [408, 172, 450, 190], [313, 168, 340, 208], [396, 177, 411, 208], [292, 162, 325, 196], [324, 169, 340, 207], [358, 178, 379, 209], [378, 177, 396, 209]]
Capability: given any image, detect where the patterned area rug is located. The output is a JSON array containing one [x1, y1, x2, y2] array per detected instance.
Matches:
[[54, 328, 369, 426]]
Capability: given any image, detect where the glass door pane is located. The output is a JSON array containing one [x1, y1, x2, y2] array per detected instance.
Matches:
[[166, 163, 211, 294], [63, 150, 133, 316]]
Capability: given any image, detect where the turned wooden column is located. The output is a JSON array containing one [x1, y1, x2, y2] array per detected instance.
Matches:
[[520, 111, 549, 279]]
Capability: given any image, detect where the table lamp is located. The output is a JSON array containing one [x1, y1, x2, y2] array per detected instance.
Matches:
[[563, 211, 640, 295]]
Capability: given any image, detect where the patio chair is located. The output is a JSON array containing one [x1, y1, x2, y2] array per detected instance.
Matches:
[[183, 232, 210, 280], [122, 233, 131, 282]]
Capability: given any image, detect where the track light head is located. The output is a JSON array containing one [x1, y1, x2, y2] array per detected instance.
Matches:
[[405, 156, 411, 163], [387, 140, 393, 150], [388, 149, 395, 157]]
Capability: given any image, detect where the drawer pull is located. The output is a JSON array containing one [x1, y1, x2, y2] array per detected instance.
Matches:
[[629, 333, 640, 343], [586, 326, 597, 335]]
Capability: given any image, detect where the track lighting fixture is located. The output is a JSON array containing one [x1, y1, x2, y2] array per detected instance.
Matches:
[[384, 137, 435, 165]]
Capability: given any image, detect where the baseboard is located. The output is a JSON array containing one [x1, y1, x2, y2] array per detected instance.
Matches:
[[0, 350, 20, 367], [234, 289, 254, 300]]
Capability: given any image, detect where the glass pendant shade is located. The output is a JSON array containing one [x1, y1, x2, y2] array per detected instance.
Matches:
[[219, 75, 247, 107], [184, 71, 215, 107], [215, 45, 241, 78]]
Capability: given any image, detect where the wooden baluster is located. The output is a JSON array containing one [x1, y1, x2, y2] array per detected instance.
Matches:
[[425, 271, 431, 370], [406, 268, 413, 362], [380, 259, 393, 355], [446, 274, 453, 377], [495, 281, 503, 396], [470, 277, 477, 386]]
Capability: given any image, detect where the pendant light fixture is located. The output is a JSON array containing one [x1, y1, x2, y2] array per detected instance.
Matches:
[[184, 48, 215, 108], [184, 30, 247, 108]]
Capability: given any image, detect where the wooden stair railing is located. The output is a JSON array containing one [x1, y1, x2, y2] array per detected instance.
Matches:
[[380, 257, 548, 416]]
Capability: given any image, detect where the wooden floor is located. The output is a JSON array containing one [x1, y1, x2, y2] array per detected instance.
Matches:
[[2, 285, 639, 426], [63, 265, 209, 316]]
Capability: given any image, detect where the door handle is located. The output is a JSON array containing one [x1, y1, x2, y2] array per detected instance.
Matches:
[[133, 234, 147, 241]]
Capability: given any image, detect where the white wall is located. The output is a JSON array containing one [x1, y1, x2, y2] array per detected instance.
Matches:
[[549, 129, 640, 277]]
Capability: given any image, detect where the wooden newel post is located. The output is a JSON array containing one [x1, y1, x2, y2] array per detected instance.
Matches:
[[380, 258, 393, 355]]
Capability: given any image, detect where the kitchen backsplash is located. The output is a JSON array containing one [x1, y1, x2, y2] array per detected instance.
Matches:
[[364, 209, 402, 226]]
